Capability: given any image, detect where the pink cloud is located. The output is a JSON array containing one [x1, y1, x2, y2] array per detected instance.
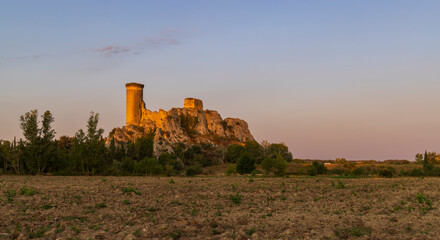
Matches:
[[92, 46, 130, 56]]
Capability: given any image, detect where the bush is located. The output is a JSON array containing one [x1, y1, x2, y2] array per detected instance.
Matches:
[[185, 164, 202, 176], [261, 155, 287, 176], [306, 165, 318, 176], [229, 193, 243, 204], [379, 169, 393, 178], [401, 168, 424, 177], [236, 153, 256, 175], [145, 157, 163, 175], [121, 157, 135, 174], [159, 153, 182, 174], [425, 166, 440, 177], [225, 164, 237, 176], [352, 166, 370, 176], [225, 144, 244, 163], [312, 161, 327, 175], [244, 141, 263, 163]]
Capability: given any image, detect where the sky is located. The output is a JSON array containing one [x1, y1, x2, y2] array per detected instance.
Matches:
[[1, 1, 440, 160]]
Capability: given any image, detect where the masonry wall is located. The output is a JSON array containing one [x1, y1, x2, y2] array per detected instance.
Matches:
[[184, 98, 203, 111], [126, 83, 144, 125]]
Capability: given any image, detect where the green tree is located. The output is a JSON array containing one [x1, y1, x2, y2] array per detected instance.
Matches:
[[312, 161, 327, 175], [145, 157, 163, 175], [261, 154, 287, 176], [244, 141, 263, 163], [19, 110, 57, 174], [265, 143, 293, 162], [236, 152, 256, 174], [224, 144, 244, 163], [158, 152, 182, 175], [71, 112, 107, 174]]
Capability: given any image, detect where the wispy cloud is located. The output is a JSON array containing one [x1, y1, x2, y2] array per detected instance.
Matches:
[[92, 46, 130, 56], [87, 30, 182, 57], [0, 30, 186, 61]]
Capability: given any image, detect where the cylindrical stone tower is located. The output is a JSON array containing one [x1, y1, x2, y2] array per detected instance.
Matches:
[[125, 82, 144, 126]]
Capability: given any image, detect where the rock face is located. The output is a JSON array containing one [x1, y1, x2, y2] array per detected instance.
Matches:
[[109, 83, 255, 156]]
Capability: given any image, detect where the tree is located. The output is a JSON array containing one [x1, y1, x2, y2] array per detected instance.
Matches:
[[244, 141, 263, 163], [0, 139, 20, 174], [84, 112, 107, 174], [19, 110, 57, 174], [71, 112, 107, 174], [224, 144, 244, 163], [261, 154, 287, 176], [266, 143, 293, 162], [415, 153, 423, 163], [236, 152, 256, 174], [312, 161, 327, 175], [145, 157, 163, 175]]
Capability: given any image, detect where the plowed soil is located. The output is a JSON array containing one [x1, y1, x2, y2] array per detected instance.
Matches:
[[1, 176, 439, 239]]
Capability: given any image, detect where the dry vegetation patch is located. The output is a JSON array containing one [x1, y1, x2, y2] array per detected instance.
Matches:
[[1, 176, 439, 239]]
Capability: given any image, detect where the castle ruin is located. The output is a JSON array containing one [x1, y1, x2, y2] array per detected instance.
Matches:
[[126, 82, 205, 126], [116, 82, 254, 155], [125, 83, 145, 126]]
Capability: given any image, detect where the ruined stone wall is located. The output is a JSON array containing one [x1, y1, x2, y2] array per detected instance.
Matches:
[[184, 98, 203, 111], [125, 83, 145, 126], [121, 82, 255, 155]]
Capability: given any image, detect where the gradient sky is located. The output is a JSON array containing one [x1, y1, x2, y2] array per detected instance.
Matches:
[[1, 1, 440, 160]]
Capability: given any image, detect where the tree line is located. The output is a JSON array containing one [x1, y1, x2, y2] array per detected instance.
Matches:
[[0, 110, 294, 176]]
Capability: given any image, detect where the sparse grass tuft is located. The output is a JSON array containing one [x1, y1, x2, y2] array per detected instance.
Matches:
[[336, 180, 345, 189], [95, 202, 107, 209], [335, 226, 371, 238], [229, 193, 242, 205], [246, 228, 256, 236], [122, 187, 141, 195], [20, 185, 35, 196], [5, 188, 16, 203]]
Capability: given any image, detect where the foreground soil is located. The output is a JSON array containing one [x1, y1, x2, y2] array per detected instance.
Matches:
[[1, 176, 439, 239]]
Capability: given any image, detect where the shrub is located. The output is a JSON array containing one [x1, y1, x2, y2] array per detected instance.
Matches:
[[306, 165, 317, 176], [336, 180, 345, 189], [164, 164, 175, 176], [409, 168, 424, 177], [244, 141, 263, 163], [312, 161, 327, 174], [122, 187, 141, 195], [159, 153, 182, 175], [229, 193, 243, 204], [224, 144, 244, 163], [121, 157, 135, 174], [20, 185, 35, 196], [236, 153, 256, 174], [145, 157, 163, 175], [225, 164, 237, 176], [379, 169, 393, 178], [246, 228, 256, 236], [352, 166, 370, 176], [425, 166, 440, 176], [5, 188, 16, 203], [261, 155, 287, 176], [185, 164, 202, 176]]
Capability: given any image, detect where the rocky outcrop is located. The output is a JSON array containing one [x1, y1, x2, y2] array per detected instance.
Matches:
[[109, 98, 254, 156]]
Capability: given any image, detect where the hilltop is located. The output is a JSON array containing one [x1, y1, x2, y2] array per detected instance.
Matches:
[[108, 83, 254, 156]]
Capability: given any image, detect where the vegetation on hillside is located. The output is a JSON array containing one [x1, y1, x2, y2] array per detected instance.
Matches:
[[1, 109, 438, 178], [0, 109, 293, 176]]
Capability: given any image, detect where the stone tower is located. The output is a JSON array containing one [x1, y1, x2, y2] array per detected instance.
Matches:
[[184, 98, 203, 111], [125, 82, 144, 126]]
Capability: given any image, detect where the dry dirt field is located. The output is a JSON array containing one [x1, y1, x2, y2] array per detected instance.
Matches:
[[1, 176, 439, 240]]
